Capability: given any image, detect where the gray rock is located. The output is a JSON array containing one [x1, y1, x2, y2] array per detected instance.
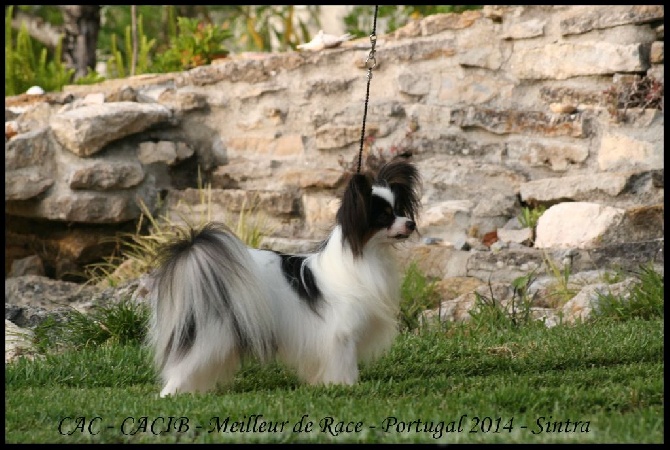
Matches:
[[5, 303, 72, 328], [50, 102, 172, 157], [5, 319, 37, 363], [5, 168, 54, 200], [509, 42, 648, 80], [9, 255, 45, 278], [5, 275, 100, 311], [560, 5, 664, 36], [68, 160, 145, 190]]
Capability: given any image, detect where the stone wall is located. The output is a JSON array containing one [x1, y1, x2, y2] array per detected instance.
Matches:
[[5, 5, 664, 281]]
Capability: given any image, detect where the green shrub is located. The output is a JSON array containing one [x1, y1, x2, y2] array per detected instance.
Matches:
[[230, 5, 318, 52], [74, 67, 106, 85], [33, 297, 149, 354], [399, 261, 440, 332], [541, 252, 579, 307], [518, 205, 546, 229], [106, 13, 156, 78], [594, 264, 664, 322], [469, 273, 541, 331], [5, 6, 74, 95], [150, 16, 231, 73]]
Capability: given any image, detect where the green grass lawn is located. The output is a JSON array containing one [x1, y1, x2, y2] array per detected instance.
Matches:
[[5, 316, 664, 443]]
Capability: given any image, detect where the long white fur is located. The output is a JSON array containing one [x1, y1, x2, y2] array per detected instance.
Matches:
[[149, 185, 412, 397]]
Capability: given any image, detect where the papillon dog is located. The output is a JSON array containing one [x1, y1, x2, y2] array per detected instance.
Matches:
[[149, 159, 421, 396]]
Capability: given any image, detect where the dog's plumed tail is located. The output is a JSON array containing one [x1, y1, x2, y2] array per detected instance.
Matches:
[[148, 223, 274, 394]]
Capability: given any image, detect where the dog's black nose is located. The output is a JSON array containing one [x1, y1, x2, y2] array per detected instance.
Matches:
[[406, 220, 416, 231]]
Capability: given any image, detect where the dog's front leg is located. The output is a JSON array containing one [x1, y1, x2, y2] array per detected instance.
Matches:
[[316, 336, 359, 386]]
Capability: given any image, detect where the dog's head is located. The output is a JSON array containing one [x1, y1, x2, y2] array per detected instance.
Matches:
[[336, 159, 422, 257]]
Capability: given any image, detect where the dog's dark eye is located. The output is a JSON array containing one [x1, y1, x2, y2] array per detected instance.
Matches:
[[376, 207, 395, 226]]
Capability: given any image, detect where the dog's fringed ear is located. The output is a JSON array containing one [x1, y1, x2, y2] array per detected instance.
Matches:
[[376, 160, 421, 221], [336, 172, 373, 257]]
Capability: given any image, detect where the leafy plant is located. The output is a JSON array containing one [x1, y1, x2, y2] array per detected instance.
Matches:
[[107, 33, 126, 78], [517, 205, 546, 229], [97, 6, 320, 63], [106, 13, 156, 78], [541, 253, 579, 307], [32, 297, 149, 353], [593, 264, 664, 322], [508, 273, 539, 326], [37, 38, 75, 93], [133, 14, 157, 75], [74, 67, 106, 85], [225, 5, 320, 52], [5, 7, 16, 95], [5, 6, 74, 95], [600, 266, 626, 285], [150, 16, 231, 73], [399, 261, 440, 332], [469, 273, 540, 331]]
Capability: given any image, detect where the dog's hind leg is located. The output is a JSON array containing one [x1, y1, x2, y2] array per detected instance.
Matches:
[[159, 348, 241, 397], [160, 364, 196, 397], [159, 359, 208, 397]]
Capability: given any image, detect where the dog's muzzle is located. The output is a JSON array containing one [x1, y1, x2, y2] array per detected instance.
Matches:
[[391, 220, 416, 239]]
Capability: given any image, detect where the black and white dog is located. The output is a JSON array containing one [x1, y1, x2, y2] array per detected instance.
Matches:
[[149, 159, 421, 396]]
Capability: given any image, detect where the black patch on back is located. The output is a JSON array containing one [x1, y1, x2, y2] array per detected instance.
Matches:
[[275, 252, 322, 315]]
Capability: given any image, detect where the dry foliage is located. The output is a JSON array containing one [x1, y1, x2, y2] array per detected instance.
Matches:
[[602, 75, 664, 123]]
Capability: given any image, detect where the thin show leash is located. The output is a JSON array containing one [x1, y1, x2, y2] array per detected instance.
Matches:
[[356, 5, 379, 174]]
